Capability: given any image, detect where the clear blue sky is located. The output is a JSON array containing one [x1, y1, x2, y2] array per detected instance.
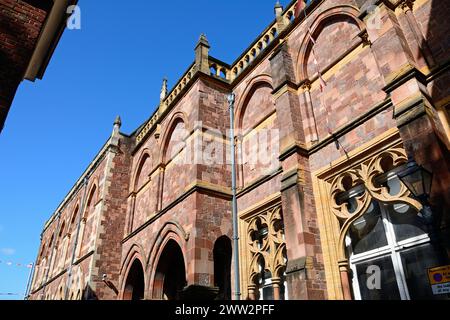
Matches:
[[0, 0, 293, 300]]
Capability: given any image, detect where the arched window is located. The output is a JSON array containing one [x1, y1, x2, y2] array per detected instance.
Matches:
[[246, 205, 287, 300], [70, 205, 79, 226], [134, 153, 151, 192], [257, 260, 273, 300], [58, 222, 65, 240], [341, 170, 449, 300]]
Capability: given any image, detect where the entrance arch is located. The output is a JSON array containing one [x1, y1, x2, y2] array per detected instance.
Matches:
[[153, 240, 187, 300], [123, 259, 145, 300], [214, 236, 232, 300]]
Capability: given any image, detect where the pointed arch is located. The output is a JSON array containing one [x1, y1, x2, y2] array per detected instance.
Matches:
[[151, 239, 187, 300], [70, 201, 80, 226], [58, 221, 66, 240], [147, 221, 189, 268], [84, 182, 98, 218], [148, 225, 188, 299], [234, 74, 274, 131], [132, 149, 153, 192], [159, 112, 190, 164], [119, 243, 147, 288], [295, 5, 365, 81], [120, 251, 147, 300]]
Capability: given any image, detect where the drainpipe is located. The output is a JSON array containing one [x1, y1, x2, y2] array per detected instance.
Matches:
[[227, 93, 241, 300], [24, 262, 35, 300], [41, 211, 63, 300], [64, 177, 89, 300]]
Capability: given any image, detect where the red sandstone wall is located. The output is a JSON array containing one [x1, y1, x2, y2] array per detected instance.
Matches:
[[31, 0, 450, 301], [30, 152, 109, 299]]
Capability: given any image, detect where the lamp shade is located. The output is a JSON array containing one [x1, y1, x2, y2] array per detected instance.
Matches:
[[398, 159, 433, 200]]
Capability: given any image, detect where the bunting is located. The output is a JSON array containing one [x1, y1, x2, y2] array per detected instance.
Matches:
[[0, 260, 33, 269]]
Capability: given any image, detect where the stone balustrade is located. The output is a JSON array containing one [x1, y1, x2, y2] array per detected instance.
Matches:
[[136, 0, 310, 145]]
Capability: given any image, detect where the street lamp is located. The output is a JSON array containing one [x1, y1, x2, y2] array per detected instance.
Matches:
[[398, 157, 434, 223]]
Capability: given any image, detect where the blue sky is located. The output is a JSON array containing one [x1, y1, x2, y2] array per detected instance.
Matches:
[[0, 0, 294, 300]]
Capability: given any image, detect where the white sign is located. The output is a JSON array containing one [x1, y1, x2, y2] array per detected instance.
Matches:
[[431, 283, 450, 295]]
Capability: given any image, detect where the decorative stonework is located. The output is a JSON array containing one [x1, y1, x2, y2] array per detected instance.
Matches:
[[326, 144, 423, 266], [329, 146, 422, 225], [244, 204, 286, 299], [399, 0, 415, 12]]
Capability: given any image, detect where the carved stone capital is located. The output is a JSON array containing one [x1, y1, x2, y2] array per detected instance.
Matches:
[[399, 0, 414, 12], [358, 30, 372, 47], [301, 80, 312, 92]]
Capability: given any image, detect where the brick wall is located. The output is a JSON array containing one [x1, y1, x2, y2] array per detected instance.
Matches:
[[0, 0, 51, 131]]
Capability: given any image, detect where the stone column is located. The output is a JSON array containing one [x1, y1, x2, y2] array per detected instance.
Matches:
[[127, 193, 136, 234], [272, 277, 281, 300], [301, 80, 319, 143], [155, 166, 165, 212], [399, 0, 435, 68], [270, 40, 326, 300], [338, 260, 353, 301], [248, 284, 257, 300]]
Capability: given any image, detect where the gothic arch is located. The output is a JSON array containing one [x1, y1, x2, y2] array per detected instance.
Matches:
[[159, 112, 190, 164], [132, 148, 152, 192], [150, 238, 187, 300], [147, 221, 189, 268], [84, 180, 99, 217], [56, 281, 65, 300], [70, 201, 80, 226], [119, 243, 147, 288], [296, 5, 365, 81], [58, 221, 66, 241], [148, 226, 188, 299], [121, 258, 146, 300], [235, 74, 274, 131]]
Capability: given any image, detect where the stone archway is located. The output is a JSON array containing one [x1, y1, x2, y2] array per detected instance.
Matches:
[[153, 240, 187, 300], [123, 259, 145, 300]]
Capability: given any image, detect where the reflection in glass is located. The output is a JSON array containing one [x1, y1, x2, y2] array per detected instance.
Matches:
[[386, 203, 428, 242], [356, 256, 401, 300], [349, 202, 388, 255], [259, 270, 273, 300], [401, 244, 449, 300]]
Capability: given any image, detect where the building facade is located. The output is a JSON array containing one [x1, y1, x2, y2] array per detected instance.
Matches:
[[28, 0, 450, 301], [0, 0, 78, 133]]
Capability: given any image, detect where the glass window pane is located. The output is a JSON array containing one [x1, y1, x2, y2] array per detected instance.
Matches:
[[262, 286, 274, 300], [385, 203, 428, 242], [401, 243, 449, 300], [355, 256, 401, 300], [349, 202, 388, 254]]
